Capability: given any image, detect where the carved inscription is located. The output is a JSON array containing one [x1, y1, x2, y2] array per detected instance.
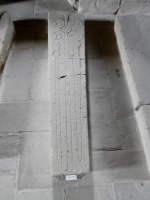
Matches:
[[48, 11, 89, 176]]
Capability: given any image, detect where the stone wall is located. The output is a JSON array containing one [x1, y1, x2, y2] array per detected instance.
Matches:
[[67, 0, 150, 15]]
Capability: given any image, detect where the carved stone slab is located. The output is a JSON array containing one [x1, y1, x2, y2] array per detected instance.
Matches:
[[48, 11, 89, 176]]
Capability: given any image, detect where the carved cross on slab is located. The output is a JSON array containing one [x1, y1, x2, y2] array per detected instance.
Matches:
[[48, 11, 89, 176]]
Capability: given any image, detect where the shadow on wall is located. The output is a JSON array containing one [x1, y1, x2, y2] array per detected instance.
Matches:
[[0, 0, 28, 5], [85, 20, 149, 180]]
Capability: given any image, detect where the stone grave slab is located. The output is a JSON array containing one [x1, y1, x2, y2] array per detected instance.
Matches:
[[48, 11, 89, 176]]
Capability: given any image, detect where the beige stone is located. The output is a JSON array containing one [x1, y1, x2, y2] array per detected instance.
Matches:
[[48, 11, 89, 176]]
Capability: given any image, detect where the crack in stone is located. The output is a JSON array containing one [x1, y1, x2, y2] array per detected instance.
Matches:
[[92, 148, 123, 152], [59, 75, 67, 79], [95, 0, 99, 9], [135, 102, 150, 111], [67, 0, 79, 11], [59, 74, 85, 79], [74, 0, 79, 11], [63, 189, 67, 200], [114, 0, 122, 15]]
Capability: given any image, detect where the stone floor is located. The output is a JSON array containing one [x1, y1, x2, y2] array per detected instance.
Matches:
[[0, 0, 150, 200]]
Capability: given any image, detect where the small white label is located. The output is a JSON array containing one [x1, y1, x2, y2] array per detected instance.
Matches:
[[66, 175, 77, 181]]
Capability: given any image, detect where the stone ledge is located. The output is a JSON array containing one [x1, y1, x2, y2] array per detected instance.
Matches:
[[0, 11, 14, 70], [115, 15, 150, 173]]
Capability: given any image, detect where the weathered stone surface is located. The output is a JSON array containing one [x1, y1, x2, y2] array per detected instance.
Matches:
[[0, 11, 14, 70], [0, 173, 15, 200], [0, 102, 49, 133], [0, 48, 32, 102], [35, 0, 74, 12], [18, 132, 52, 189], [118, 118, 142, 150], [87, 59, 110, 90], [66, 184, 115, 200], [33, 40, 48, 60], [0, 42, 48, 102], [115, 16, 150, 105], [67, 0, 79, 10], [86, 39, 103, 59], [15, 189, 64, 200], [115, 16, 150, 172], [90, 149, 149, 182], [0, 173, 15, 189], [0, 2, 34, 21], [0, 134, 20, 172], [109, 71, 134, 120], [0, 27, 33, 103], [118, 0, 150, 15], [88, 90, 116, 125], [48, 11, 89, 176], [89, 123, 120, 150], [78, 0, 150, 15], [30, 60, 49, 101], [79, 0, 120, 15], [0, 190, 14, 200], [115, 181, 150, 200]]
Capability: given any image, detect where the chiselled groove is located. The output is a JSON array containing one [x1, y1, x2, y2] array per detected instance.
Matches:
[[48, 11, 89, 176]]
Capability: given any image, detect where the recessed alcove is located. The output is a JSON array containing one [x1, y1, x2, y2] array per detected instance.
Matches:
[[0, 0, 150, 199]]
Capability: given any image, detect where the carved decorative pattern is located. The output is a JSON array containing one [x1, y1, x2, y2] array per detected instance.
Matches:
[[48, 11, 89, 176]]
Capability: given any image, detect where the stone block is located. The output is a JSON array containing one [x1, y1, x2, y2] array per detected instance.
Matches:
[[48, 11, 89, 176], [118, 118, 142, 150], [33, 40, 48, 60], [35, 0, 74, 12], [18, 133, 90, 189], [79, 0, 120, 15], [109, 71, 134, 120], [0, 134, 20, 172], [119, 0, 150, 15], [137, 106, 150, 171], [64, 149, 149, 186], [115, 16, 150, 107], [0, 173, 15, 190], [103, 40, 123, 72], [89, 123, 121, 150], [88, 90, 116, 126], [15, 189, 63, 200], [0, 48, 32, 102], [0, 173, 15, 200], [0, 102, 49, 133], [30, 60, 49, 101], [115, 16, 150, 172], [0, 11, 14, 70], [90, 149, 149, 182], [0, 2, 34, 21], [0, 190, 14, 200], [115, 181, 150, 200], [18, 132, 52, 189], [87, 59, 110, 90], [66, 184, 115, 200]]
